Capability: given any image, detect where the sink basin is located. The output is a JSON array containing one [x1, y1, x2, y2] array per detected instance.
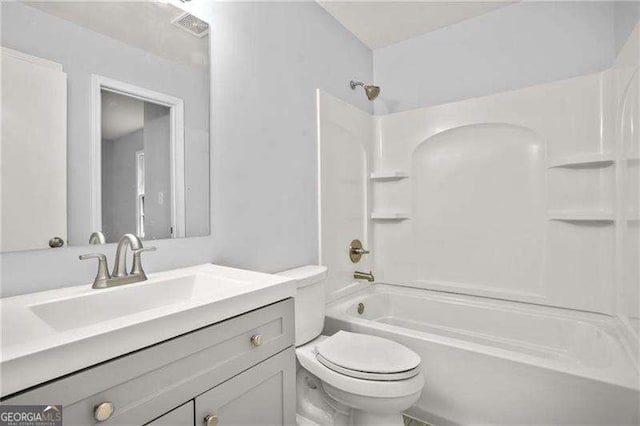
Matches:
[[29, 273, 245, 332]]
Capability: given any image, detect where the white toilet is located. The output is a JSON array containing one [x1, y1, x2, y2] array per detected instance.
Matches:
[[279, 266, 424, 426]]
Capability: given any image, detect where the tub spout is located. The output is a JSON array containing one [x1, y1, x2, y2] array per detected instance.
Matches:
[[354, 270, 375, 282]]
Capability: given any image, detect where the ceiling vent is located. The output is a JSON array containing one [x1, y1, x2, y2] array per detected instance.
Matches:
[[171, 13, 209, 38]]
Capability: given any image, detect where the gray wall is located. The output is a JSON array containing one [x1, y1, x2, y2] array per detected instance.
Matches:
[[0, 2, 210, 245], [0, 1, 373, 297], [373, 1, 618, 114], [207, 2, 373, 272], [144, 103, 172, 241], [101, 131, 143, 243]]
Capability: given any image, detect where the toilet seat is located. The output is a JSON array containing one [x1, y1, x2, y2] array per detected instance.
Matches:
[[315, 331, 421, 381], [296, 335, 424, 399], [316, 354, 420, 381]]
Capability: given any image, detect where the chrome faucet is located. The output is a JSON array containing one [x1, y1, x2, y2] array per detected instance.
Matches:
[[80, 234, 156, 289], [112, 233, 143, 277], [354, 270, 375, 282]]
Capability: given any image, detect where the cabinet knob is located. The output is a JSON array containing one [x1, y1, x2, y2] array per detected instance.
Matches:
[[204, 414, 218, 426], [49, 236, 64, 248], [250, 334, 263, 346], [94, 401, 115, 422]]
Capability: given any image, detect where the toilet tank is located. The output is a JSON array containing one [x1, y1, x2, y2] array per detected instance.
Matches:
[[278, 265, 328, 346]]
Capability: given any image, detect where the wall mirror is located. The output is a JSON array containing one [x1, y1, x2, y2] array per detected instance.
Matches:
[[0, 1, 210, 252]]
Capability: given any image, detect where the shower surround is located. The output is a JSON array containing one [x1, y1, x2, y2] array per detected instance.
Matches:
[[372, 72, 610, 313]]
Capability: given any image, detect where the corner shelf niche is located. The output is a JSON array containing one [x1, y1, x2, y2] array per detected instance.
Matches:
[[547, 210, 614, 222], [370, 170, 409, 181], [547, 153, 614, 169], [371, 212, 410, 221]]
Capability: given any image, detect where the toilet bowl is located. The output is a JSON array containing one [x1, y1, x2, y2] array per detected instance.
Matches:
[[278, 266, 425, 426], [297, 334, 424, 425]]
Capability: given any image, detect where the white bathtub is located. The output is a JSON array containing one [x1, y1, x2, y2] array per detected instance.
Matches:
[[324, 284, 640, 426]]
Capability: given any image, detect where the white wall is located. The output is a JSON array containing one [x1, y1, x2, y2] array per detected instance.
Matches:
[[373, 1, 617, 114], [0, 1, 373, 297], [612, 21, 640, 356], [372, 72, 615, 314], [317, 91, 373, 301]]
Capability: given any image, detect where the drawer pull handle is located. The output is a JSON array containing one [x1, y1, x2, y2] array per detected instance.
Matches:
[[94, 401, 115, 422], [250, 334, 263, 346], [204, 414, 219, 426]]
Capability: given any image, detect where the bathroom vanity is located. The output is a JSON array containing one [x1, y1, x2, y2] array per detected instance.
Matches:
[[0, 264, 297, 425]]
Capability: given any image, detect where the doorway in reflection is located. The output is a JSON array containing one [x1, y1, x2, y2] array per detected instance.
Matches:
[[100, 89, 175, 244]]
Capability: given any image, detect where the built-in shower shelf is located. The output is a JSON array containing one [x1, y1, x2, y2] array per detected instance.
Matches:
[[547, 210, 614, 222], [547, 153, 614, 169], [371, 212, 410, 220], [370, 170, 409, 181]]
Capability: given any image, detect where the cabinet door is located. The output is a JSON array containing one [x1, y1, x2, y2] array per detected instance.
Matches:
[[195, 348, 295, 426], [146, 401, 194, 426], [1, 47, 67, 252]]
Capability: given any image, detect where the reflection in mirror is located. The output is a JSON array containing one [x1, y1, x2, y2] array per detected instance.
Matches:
[[0, 1, 210, 252], [89, 231, 106, 245], [101, 89, 176, 244]]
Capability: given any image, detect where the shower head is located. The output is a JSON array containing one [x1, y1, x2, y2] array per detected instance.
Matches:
[[350, 80, 380, 101], [364, 85, 380, 101]]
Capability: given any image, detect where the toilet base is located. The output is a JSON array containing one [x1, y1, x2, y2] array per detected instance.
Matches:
[[296, 365, 410, 426]]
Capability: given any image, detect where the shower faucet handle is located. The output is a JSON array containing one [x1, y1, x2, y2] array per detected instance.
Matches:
[[349, 239, 370, 263]]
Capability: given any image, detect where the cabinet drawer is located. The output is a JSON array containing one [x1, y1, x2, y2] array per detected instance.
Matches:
[[4, 299, 293, 425]]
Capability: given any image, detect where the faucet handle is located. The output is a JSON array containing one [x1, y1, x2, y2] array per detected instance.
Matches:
[[79, 253, 111, 288], [349, 239, 370, 263], [131, 246, 156, 277]]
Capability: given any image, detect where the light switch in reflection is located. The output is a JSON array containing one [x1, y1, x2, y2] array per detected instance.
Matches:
[[157, 192, 164, 205]]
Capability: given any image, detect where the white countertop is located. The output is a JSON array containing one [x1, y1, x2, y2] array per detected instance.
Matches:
[[0, 264, 296, 397]]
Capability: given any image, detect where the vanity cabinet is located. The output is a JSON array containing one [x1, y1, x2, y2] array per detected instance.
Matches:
[[3, 299, 295, 426]]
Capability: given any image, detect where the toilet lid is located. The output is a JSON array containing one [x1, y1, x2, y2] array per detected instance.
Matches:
[[315, 331, 421, 380]]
